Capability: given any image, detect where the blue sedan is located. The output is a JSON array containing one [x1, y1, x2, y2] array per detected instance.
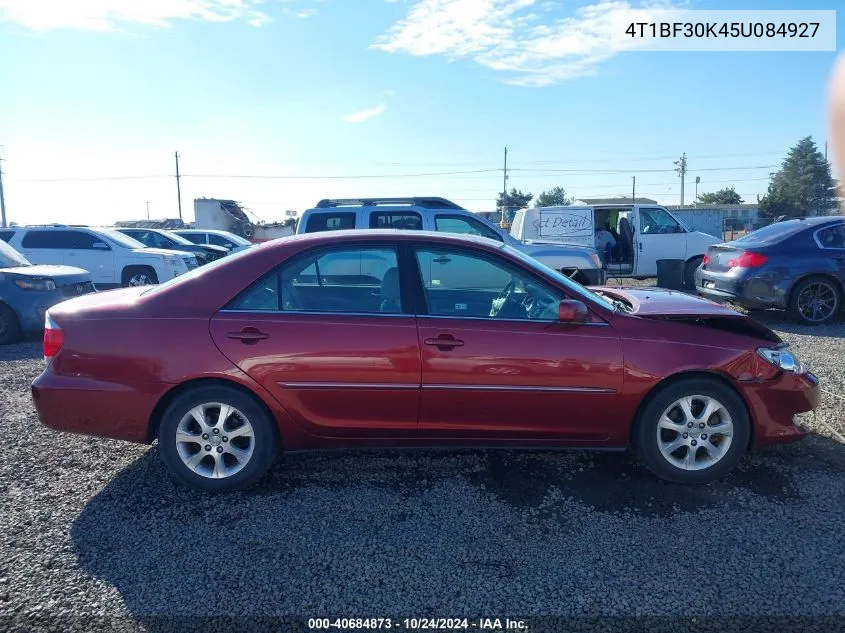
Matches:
[[0, 240, 95, 344]]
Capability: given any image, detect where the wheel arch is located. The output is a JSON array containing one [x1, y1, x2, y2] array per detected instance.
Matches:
[[628, 369, 754, 450], [147, 376, 281, 446], [121, 264, 159, 285], [786, 272, 844, 309]]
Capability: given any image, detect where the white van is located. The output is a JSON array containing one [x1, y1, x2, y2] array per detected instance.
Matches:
[[510, 204, 719, 288]]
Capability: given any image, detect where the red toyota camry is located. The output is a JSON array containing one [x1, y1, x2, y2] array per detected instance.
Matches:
[[31, 230, 819, 491]]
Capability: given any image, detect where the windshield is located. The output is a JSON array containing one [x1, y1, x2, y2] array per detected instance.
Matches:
[[158, 231, 193, 245], [101, 230, 147, 249], [142, 243, 257, 296], [733, 221, 803, 244], [503, 244, 616, 312], [0, 240, 31, 267]]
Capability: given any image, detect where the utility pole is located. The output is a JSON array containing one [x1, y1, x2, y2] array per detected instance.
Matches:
[[501, 146, 508, 226], [146, 201, 150, 220], [0, 148, 6, 228], [674, 152, 687, 208], [632, 176, 636, 203], [695, 176, 700, 205], [174, 151, 183, 221], [825, 141, 828, 161]]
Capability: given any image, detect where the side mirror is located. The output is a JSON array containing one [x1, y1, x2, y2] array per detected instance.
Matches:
[[91, 242, 109, 250], [558, 299, 589, 323]]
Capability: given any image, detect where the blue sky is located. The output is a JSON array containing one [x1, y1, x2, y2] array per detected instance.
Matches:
[[0, 0, 841, 225]]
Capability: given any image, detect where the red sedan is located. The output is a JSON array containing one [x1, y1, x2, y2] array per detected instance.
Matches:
[[31, 230, 819, 491]]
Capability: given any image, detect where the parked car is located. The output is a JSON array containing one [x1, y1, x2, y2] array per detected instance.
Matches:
[[172, 229, 254, 253], [696, 216, 845, 325], [0, 240, 95, 344], [115, 228, 229, 265], [32, 230, 819, 491], [297, 197, 606, 286], [4, 225, 198, 288], [511, 203, 719, 289]]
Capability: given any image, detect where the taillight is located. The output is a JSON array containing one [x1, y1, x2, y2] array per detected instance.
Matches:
[[702, 253, 710, 266], [726, 251, 768, 268], [43, 313, 64, 360]]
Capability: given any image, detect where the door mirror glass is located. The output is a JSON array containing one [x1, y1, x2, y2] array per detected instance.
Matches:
[[558, 299, 589, 323]]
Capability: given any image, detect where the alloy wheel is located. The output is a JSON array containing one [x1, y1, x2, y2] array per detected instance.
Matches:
[[656, 395, 734, 471], [797, 281, 838, 323], [175, 402, 255, 479]]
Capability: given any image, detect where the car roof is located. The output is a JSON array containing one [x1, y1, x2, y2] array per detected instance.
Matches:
[[175, 229, 235, 235], [264, 228, 505, 250]]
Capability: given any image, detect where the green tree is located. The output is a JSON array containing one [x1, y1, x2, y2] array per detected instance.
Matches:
[[697, 187, 743, 205], [758, 136, 837, 218], [496, 188, 533, 214], [534, 186, 573, 207]]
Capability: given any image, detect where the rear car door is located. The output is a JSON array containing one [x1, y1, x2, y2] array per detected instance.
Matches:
[[64, 230, 115, 284], [210, 243, 421, 438], [634, 207, 688, 276], [412, 244, 622, 442], [816, 223, 845, 279]]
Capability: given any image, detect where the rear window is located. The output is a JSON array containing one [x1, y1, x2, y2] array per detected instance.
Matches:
[[734, 221, 805, 245], [305, 212, 356, 233], [0, 230, 14, 243]]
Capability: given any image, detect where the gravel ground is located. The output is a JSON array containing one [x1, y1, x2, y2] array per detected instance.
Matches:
[[1, 306, 844, 633]]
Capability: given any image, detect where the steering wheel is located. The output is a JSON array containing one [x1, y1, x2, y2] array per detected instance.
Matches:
[[490, 280, 517, 317]]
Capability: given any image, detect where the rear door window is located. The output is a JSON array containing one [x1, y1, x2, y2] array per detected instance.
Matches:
[[304, 212, 357, 233], [369, 212, 423, 230], [179, 233, 207, 245], [817, 224, 845, 249], [208, 234, 236, 248]]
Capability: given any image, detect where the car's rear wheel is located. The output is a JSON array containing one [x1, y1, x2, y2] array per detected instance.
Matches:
[[634, 377, 750, 484], [157, 385, 279, 491], [684, 256, 703, 293], [122, 266, 159, 287], [0, 303, 22, 345], [788, 276, 841, 325]]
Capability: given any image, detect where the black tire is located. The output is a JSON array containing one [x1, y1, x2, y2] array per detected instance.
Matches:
[[121, 266, 159, 287], [0, 303, 22, 345], [684, 256, 703, 293], [634, 377, 750, 484], [157, 385, 279, 492], [787, 276, 842, 325]]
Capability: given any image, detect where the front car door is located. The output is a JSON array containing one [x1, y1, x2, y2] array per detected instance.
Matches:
[[634, 207, 688, 276], [67, 230, 115, 284], [815, 222, 845, 279], [210, 243, 421, 438], [411, 244, 623, 442]]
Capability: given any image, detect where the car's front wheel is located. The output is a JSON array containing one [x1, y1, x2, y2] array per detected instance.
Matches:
[[157, 385, 279, 491], [634, 377, 750, 484]]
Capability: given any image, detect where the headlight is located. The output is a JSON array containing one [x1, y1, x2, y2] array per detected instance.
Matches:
[[757, 347, 804, 373], [13, 278, 57, 291]]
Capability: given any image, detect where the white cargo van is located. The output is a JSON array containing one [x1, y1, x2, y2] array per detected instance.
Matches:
[[510, 204, 719, 288]]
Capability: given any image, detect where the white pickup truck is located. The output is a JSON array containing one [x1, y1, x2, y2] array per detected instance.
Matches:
[[297, 197, 607, 286], [511, 203, 720, 289]]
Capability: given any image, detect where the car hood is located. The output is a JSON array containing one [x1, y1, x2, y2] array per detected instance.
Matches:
[[589, 286, 741, 317], [588, 286, 781, 343], [0, 264, 91, 282], [134, 248, 195, 258]]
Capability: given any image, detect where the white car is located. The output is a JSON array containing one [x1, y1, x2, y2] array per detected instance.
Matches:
[[297, 197, 606, 286], [5, 225, 198, 288], [172, 229, 254, 253]]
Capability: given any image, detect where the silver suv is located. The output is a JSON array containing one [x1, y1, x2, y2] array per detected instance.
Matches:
[[297, 197, 606, 286]]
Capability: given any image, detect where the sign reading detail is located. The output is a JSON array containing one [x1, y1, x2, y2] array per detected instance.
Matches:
[[534, 208, 594, 247]]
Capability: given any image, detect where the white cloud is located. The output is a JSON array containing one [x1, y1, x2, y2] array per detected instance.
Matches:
[[341, 104, 387, 123], [372, 0, 682, 87], [0, 0, 330, 31]]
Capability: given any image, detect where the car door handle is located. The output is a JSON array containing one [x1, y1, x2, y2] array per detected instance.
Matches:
[[424, 335, 464, 350], [227, 328, 269, 344]]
